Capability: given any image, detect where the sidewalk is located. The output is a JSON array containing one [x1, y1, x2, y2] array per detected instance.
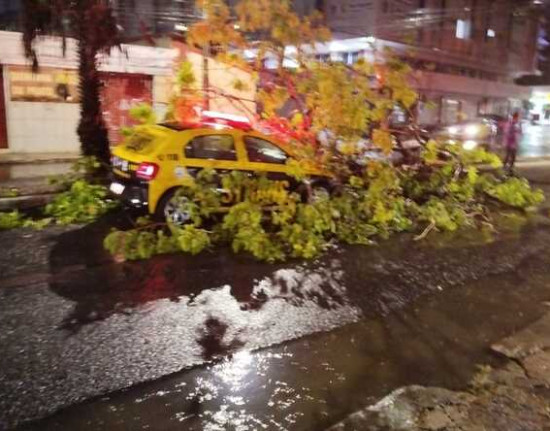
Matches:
[[0, 152, 80, 165], [329, 313, 550, 430], [0, 156, 76, 211]]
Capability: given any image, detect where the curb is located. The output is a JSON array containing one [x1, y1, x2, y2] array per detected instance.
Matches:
[[0, 179, 65, 200], [0, 154, 80, 165], [517, 156, 550, 164], [0, 194, 56, 211]]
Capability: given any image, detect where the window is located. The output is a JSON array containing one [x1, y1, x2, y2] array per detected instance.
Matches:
[[456, 19, 472, 39], [185, 134, 237, 160], [244, 136, 288, 164], [316, 53, 331, 63], [346, 51, 361, 65]]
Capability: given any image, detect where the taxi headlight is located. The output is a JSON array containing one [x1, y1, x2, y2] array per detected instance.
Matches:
[[465, 125, 480, 137], [463, 140, 478, 150]]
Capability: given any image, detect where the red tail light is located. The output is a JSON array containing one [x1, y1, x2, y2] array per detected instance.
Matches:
[[136, 162, 159, 180]]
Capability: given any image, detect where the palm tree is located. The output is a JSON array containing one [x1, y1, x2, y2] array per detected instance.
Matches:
[[22, 0, 120, 169]]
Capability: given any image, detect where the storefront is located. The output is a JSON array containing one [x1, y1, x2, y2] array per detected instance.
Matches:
[[100, 72, 153, 145], [529, 87, 550, 123], [0, 30, 176, 154]]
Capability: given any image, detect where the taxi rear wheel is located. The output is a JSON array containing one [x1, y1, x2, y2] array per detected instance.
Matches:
[[310, 184, 331, 203], [155, 189, 193, 225]]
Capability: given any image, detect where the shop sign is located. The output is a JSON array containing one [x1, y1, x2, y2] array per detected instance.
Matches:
[[9, 66, 79, 103]]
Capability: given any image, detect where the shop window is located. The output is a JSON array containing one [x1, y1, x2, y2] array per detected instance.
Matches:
[[316, 54, 331, 63], [346, 51, 361, 65], [456, 19, 472, 39]]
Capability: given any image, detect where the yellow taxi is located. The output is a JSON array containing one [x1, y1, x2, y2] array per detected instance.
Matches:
[[109, 122, 331, 223]]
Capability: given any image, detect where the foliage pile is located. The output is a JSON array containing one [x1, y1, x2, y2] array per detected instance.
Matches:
[[0, 158, 117, 230], [102, 0, 544, 262], [104, 148, 544, 263], [0, 210, 51, 230], [0, 188, 19, 198], [44, 179, 118, 225], [0, 210, 27, 230]]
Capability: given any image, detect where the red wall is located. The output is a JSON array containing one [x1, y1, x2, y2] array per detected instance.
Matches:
[[0, 67, 8, 149], [100, 73, 153, 145]]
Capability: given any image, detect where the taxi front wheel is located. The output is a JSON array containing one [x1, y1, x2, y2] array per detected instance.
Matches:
[[155, 189, 193, 225], [300, 183, 332, 204]]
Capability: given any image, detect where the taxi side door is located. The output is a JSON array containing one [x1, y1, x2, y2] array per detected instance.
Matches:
[[237, 133, 298, 188], [149, 130, 246, 212], [180, 130, 246, 176]]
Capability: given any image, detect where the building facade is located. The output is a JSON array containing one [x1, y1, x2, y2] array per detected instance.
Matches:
[[0, 0, 542, 136], [0, 28, 257, 154], [0, 31, 177, 153], [315, 0, 540, 124], [111, 0, 197, 40]]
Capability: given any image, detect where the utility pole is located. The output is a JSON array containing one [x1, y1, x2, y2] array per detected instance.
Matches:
[[202, 0, 210, 110], [203, 43, 210, 110]]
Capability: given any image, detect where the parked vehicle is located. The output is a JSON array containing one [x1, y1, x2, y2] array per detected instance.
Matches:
[[431, 118, 497, 151], [477, 114, 507, 136], [109, 123, 332, 224]]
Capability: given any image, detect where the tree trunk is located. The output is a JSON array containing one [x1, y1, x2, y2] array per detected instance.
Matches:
[[76, 7, 110, 170]]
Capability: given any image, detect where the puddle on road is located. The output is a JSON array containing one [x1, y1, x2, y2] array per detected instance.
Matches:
[[48, 214, 545, 334], [48, 214, 358, 335], [22, 247, 550, 431]]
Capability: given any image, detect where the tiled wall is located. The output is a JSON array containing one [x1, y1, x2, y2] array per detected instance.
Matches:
[[6, 101, 80, 153]]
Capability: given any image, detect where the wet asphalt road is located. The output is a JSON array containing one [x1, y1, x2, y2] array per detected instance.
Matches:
[[1, 164, 550, 430], [17, 242, 550, 431]]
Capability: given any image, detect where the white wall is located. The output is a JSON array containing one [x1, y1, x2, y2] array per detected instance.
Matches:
[[184, 50, 257, 118], [0, 31, 177, 76], [152, 75, 171, 122], [6, 101, 80, 153]]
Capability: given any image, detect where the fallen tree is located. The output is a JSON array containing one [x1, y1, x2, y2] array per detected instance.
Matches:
[[103, 0, 544, 262]]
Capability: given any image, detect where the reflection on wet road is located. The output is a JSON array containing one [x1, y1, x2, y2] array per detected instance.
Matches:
[[0, 215, 365, 429], [19, 242, 550, 430]]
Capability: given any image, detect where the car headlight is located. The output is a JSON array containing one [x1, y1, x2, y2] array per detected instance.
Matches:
[[463, 140, 478, 150], [464, 125, 479, 137], [447, 126, 460, 135]]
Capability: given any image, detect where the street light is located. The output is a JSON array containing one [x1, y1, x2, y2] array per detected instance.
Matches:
[[174, 23, 189, 32]]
